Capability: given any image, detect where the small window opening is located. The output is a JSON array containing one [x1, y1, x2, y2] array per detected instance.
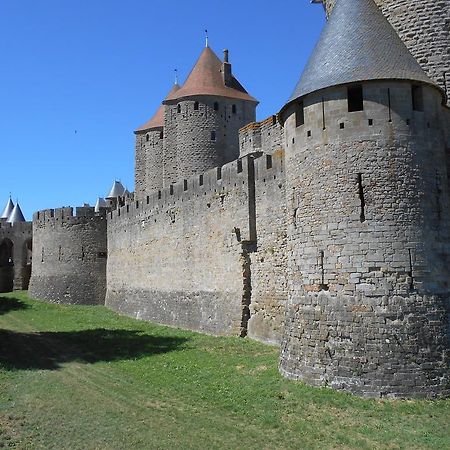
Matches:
[[194, 101, 199, 111], [159, 131, 163, 139], [307, 130, 311, 137], [340, 122, 345, 129], [295, 101, 304, 127], [232, 104, 237, 114], [216, 167, 222, 180], [146, 134, 149, 142], [412, 85, 424, 111], [210, 131, 216, 141], [183, 180, 188, 191], [368, 119, 373, 126], [237, 159, 242, 173], [199, 174, 204, 186], [177, 104, 181, 113], [266, 154, 272, 169], [348, 85, 364, 112], [213, 102, 219, 111]]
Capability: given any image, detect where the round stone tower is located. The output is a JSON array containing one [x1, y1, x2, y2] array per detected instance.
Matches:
[[28, 206, 107, 305], [162, 46, 258, 185], [134, 83, 180, 197], [279, 0, 450, 398], [317, 0, 449, 105]]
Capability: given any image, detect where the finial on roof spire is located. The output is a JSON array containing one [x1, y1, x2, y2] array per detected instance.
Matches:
[[204, 29, 208, 47], [174, 68, 179, 85]]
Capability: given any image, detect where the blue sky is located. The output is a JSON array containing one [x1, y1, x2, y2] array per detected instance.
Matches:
[[0, 0, 325, 219]]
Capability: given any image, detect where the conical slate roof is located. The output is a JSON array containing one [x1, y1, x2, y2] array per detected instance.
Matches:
[[284, 0, 438, 107], [1, 197, 14, 219], [135, 83, 181, 132], [6, 203, 25, 224], [94, 197, 107, 212], [106, 181, 125, 199], [165, 46, 258, 103]]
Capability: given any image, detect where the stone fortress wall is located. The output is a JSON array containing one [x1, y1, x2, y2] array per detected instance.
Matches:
[[280, 79, 450, 397], [0, 221, 32, 292], [28, 207, 107, 305], [320, 0, 450, 105], [23, 0, 450, 398], [239, 115, 283, 157], [106, 151, 288, 341]]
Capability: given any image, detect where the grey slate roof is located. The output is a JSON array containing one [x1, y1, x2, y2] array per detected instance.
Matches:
[[94, 197, 107, 212], [1, 198, 14, 219], [106, 181, 125, 199], [285, 0, 438, 106], [6, 203, 26, 224]]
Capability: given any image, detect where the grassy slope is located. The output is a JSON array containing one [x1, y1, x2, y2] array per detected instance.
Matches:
[[0, 292, 448, 450]]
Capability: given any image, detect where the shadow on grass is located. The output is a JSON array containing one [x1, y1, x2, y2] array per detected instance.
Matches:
[[0, 296, 28, 315], [0, 328, 188, 370]]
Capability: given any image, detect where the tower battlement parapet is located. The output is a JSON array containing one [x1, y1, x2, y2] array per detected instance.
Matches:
[[33, 206, 107, 225]]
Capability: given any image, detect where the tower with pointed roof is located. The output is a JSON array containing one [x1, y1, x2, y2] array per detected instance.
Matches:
[[161, 45, 258, 186], [134, 83, 180, 197], [316, 0, 449, 106], [279, 0, 450, 398], [0, 197, 32, 292]]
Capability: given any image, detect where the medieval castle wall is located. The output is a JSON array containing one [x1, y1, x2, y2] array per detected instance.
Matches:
[[28, 207, 107, 305], [321, 0, 450, 104], [106, 157, 256, 336], [20, 0, 450, 398], [0, 221, 32, 292], [279, 80, 450, 398], [247, 150, 288, 344]]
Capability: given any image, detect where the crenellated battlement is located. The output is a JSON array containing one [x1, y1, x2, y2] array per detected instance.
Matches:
[[110, 155, 256, 223], [33, 206, 107, 226], [239, 115, 283, 158]]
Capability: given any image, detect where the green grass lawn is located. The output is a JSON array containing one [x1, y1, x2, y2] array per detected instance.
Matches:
[[0, 292, 448, 450]]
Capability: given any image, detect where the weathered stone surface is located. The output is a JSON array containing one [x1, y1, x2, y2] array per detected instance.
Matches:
[[28, 207, 107, 305], [280, 81, 450, 398]]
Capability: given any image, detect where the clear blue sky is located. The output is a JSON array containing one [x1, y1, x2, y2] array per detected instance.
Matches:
[[0, 0, 325, 220]]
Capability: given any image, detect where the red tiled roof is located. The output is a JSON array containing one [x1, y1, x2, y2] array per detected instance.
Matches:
[[165, 47, 257, 103]]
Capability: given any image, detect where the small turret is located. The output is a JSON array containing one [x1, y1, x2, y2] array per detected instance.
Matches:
[[6, 202, 26, 224], [1, 197, 14, 221], [135, 83, 181, 197], [94, 197, 107, 213], [105, 180, 126, 210]]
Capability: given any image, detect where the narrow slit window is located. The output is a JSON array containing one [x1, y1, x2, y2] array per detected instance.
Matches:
[[295, 100, 305, 127], [232, 104, 237, 114], [146, 134, 149, 142], [213, 102, 219, 111], [159, 131, 163, 139], [348, 85, 364, 112], [177, 104, 181, 113], [412, 85, 424, 111], [194, 101, 199, 111]]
